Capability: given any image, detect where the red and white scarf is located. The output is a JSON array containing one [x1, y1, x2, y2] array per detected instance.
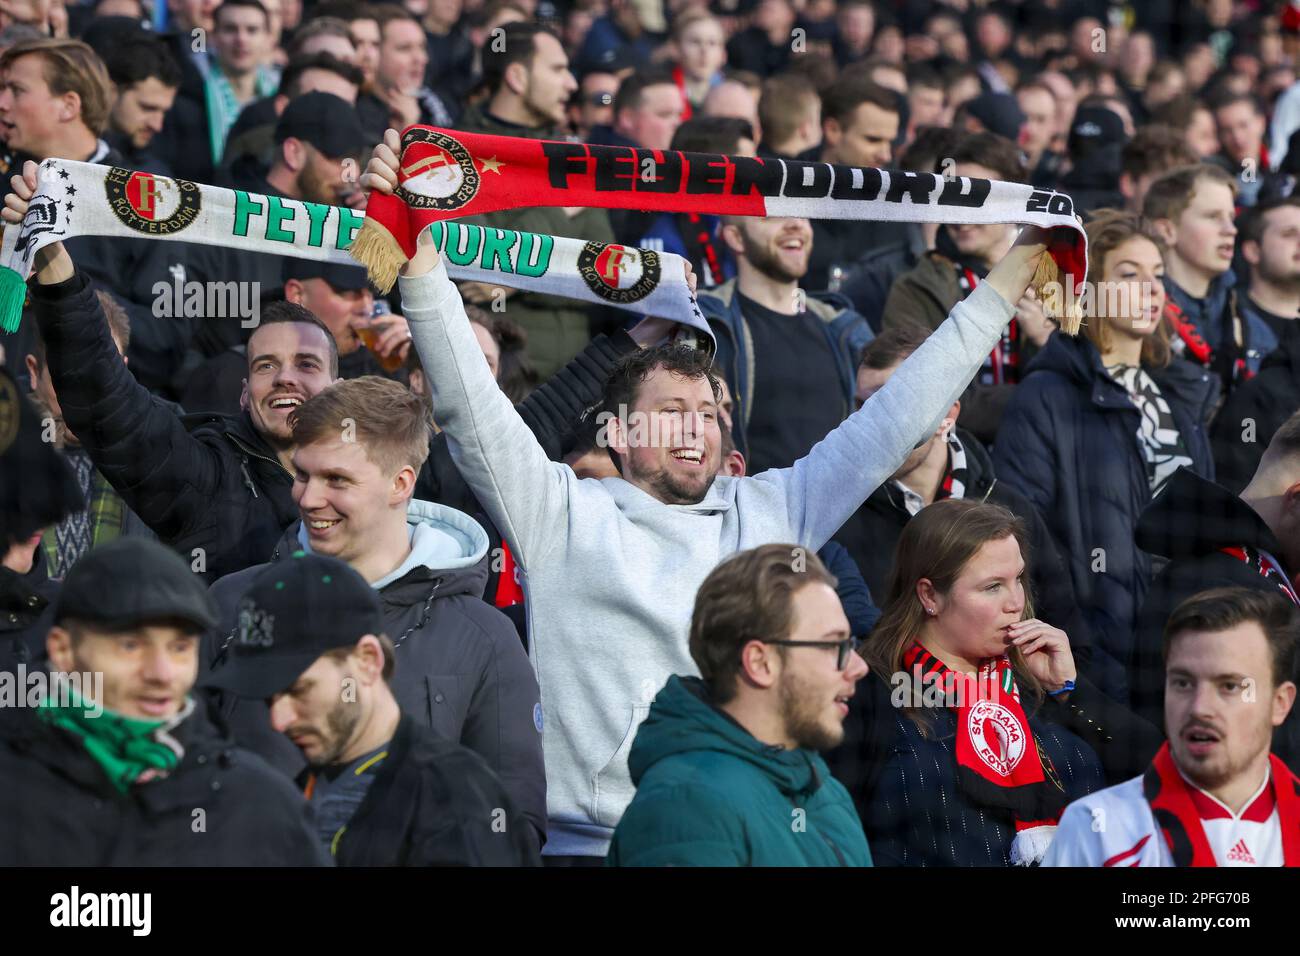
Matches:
[[1144, 742, 1300, 866], [904, 642, 1068, 864]]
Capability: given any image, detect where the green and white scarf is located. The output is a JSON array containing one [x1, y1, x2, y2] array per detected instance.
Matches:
[[0, 158, 709, 343], [38, 691, 194, 793]]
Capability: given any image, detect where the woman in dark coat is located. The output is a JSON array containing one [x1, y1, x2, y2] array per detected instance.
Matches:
[[826, 500, 1161, 867], [993, 211, 1217, 703]]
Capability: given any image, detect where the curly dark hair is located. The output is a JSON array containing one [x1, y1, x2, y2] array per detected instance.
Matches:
[[596, 345, 720, 473]]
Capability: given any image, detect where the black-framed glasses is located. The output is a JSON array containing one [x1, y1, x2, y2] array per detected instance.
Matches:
[[762, 636, 863, 670]]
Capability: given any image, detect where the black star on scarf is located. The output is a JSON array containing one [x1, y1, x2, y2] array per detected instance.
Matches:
[[65, 184, 76, 196], [57, 168, 69, 180], [64, 201, 74, 212]]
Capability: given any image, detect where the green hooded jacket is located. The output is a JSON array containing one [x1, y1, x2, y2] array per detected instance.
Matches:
[[607, 675, 872, 867]]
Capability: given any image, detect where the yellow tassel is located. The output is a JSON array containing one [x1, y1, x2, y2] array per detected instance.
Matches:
[[1031, 252, 1082, 336], [348, 217, 407, 294]]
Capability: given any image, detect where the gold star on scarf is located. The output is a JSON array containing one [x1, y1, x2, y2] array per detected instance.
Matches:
[[478, 155, 505, 175]]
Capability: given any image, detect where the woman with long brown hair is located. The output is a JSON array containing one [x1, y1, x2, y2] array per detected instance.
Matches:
[[827, 498, 1161, 866], [993, 210, 1217, 702]]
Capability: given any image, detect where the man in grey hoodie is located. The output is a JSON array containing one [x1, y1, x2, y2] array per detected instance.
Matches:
[[207, 375, 546, 852], [363, 128, 1055, 861]]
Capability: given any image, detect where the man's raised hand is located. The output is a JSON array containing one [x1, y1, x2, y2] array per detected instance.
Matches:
[[3, 160, 72, 284]]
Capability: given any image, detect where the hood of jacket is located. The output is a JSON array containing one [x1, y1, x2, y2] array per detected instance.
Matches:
[[282, 498, 491, 602], [627, 675, 825, 800], [1136, 466, 1282, 560]]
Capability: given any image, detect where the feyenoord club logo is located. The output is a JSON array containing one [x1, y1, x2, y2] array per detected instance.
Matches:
[[967, 700, 1026, 777], [397, 129, 480, 211], [577, 241, 661, 304], [105, 168, 201, 236]]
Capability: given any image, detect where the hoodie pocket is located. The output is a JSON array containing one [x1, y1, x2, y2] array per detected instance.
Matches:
[[592, 703, 651, 830]]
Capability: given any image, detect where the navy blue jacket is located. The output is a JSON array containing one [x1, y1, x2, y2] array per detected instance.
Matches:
[[701, 279, 873, 463], [993, 332, 1217, 702]]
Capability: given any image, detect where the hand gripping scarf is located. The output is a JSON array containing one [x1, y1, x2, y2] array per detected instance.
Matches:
[[0, 159, 708, 342], [352, 125, 1090, 315], [1143, 741, 1300, 866], [903, 642, 1068, 865]]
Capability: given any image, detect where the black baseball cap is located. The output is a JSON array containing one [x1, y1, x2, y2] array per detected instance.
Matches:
[[203, 552, 384, 700], [281, 258, 371, 292], [275, 92, 368, 160], [52, 538, 218, 634], [1068, 106, 1127, 160], [964, 92, 1026, 143]]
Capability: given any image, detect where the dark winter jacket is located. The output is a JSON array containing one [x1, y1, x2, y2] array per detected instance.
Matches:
[[31, 270, 299, 582], [208, 501, 547, 850], [994, 332, 1217, 702], [319, 712, 539, 866], [701, 278, 872, 464], [0, 697, 329, 866], [818, 541, 881, 637], [1211, 321, 1300, 493], [880, 242, 1043, 444], [838, 223, 928, 333], [1164, 272, 1277, 399], [833, 428, 1095, 668], [607, 676, 872, 866], [0, 548, 58, 673], [1130, 467, 1300, 769], [825, 667, 1160, 866]]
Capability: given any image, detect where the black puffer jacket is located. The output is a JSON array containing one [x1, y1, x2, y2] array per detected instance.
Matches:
[[207, 503, 547, 851], [1211, 321, 1300, 494], [0, 548, 58, 673], [31, 270, 299, 582], [1130, 467, 1300, 769], [0, 698, 329, 866], [994, 332, 1217, 702]]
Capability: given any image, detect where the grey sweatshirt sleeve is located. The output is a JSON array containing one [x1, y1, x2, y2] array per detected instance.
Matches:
[[399, 259, 571, 570], [758, 281, 1017, 550]]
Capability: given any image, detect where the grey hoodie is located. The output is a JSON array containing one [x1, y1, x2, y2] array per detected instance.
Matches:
[[208, 499, 547, 849], [401, 258, 1016, 857]]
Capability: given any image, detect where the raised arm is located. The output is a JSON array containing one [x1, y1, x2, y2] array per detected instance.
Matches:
[[759, 229, 1049, 549], [3, 159, 230, 547]]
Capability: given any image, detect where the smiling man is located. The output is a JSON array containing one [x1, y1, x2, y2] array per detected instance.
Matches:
[[0, 538, 328, 866], [1045, 587, 1300, 867], [5, 179, 342, 581], [608, 544, 871, 866], [364, 125, 1054, 861], [206, 375, 546, 851], [703, 214, 871, 474]]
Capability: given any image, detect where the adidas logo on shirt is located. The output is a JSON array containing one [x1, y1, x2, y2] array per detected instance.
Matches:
[[1226, 839, 1257, 865]]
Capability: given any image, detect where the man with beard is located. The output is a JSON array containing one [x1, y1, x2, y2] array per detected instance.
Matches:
[[365, 126, 1054, 862], [702, 215, 870, 474], [206, 552, 538, 865], [1045, 588, 1300, 867], [5, 174, 344, 581], [1236, 197, 1300, 348], [607, 544, 871, 866], [101, 35, 182, 175]]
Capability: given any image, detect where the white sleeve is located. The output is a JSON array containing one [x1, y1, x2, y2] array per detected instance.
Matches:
[[1041, 799, 1107, 867]]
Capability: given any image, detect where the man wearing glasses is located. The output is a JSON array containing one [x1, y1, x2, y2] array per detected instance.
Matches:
[[607, 544, 872, 866]]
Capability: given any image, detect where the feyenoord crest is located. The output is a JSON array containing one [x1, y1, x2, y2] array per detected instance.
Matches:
[[577, 241, 661, 304], [397, 129, 480, 211], [967, 700, 1026, 777], [105, 168, 201, 236]]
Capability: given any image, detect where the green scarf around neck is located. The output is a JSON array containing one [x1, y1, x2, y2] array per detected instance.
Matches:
[[38, 692, 191, 793]]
